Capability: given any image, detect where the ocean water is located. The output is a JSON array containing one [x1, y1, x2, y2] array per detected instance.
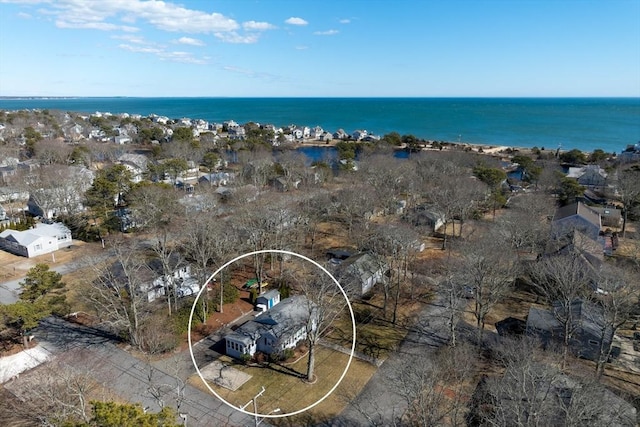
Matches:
[[0, 97, 638, 153]]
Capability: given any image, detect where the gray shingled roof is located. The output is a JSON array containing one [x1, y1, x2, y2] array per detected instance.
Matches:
[[553, 202, 601, 228]]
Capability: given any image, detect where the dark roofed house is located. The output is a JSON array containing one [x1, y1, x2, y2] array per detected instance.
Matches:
[[198, 172, 234, 187], [590, 206, 623, 229], [552, 201, 601, 241], [526, 299, 616, 362], [225, 294, 315, 360], [468, 366, 637, 426], [566, 164, 608, 189]]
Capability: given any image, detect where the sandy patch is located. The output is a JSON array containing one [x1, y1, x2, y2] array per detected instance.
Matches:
[[0, 345, 52, 383]]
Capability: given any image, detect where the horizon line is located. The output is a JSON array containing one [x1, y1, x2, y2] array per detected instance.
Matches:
[[1, 95, 640, 100]]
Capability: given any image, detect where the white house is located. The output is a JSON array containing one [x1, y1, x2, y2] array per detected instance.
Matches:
[[114, 135, 132, 144], [351, 129, 368, 141], [140, 257, 198, 302], [0, 223, 72, 258], [225, 294, 314, 360], [310, 126, 324, 140], [334, 252, 387, 297], [117, 153, 148, 183]]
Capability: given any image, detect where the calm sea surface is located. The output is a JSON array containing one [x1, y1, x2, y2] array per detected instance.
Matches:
[[0, 97, 638, 153]]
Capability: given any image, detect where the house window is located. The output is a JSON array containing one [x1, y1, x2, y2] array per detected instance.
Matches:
[[34, 244, 42, 250]]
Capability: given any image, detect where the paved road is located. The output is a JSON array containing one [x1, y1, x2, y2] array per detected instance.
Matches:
[[0, 248, 113, 304], [331, 295, 456, 426], [6, 292, 458, 426], [29, 316, 255, 427]]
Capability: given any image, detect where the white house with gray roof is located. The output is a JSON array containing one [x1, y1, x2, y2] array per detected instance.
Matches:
[[225, 294, 314, 360], [0, 223, 72, 258]]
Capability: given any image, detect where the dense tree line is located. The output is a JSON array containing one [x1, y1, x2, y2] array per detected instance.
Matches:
[[1, 109, 639, 425]]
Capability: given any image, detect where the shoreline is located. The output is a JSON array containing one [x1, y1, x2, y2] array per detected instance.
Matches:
[[0, 98, 635, 154], [292, 139, 542, 157]]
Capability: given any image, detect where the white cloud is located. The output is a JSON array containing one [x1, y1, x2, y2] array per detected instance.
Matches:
[[339, 19, 351, 24], [118, 43, 161, 54], [56, 20, 139, 32], [295, 46, 308, 50], [313, 29, 338, 36], [243, 20, 276, 31], [174, 36, 205, 46], [159, 51, 206, 64], [118, 42, 207, 64], [285, 17, 308, 26], [8, 0, 251, 38], [214, 31, 259, 44], [17, 12, 32, 19], [0, 0, 47, 4], [111, 34, 147, 44], [4, 0, 284, 47]]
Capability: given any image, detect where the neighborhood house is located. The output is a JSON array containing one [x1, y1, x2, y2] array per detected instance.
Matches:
[[526, 299, 615, 362], [333, 252, 387, 298], [141, 258, 199, 302], [225, 294, 314, 360], [0, 223, 72, 258]]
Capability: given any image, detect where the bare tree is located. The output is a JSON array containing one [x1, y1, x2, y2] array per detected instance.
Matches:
[[591, 264, 640, 377], [333, 182, 376, 240], [366, 223, 422, 324], [23, 164, 93, 219], [295, 189, 332, 256], [528, 249, 594, 369], [392, 343, 475, 426], [129, 184, 182, 315], [144, 356, 187, 414], [460, 230, 519, 344], [297, 267, 349, 382], [475, 336, 636, 427], [85, 237, 149, 347], [433, 254, 469, 347], [4, 348, 115, 425], [414, 156, 481, 248], [181, 211, 237, 315], [360, 154, 411, 216], [616, 167, 640, 238], [34, 137, 72, 165], [497, 193, 554, 257]]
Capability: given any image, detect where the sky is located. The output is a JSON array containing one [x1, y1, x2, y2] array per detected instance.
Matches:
[[0, 0, 639, 97]]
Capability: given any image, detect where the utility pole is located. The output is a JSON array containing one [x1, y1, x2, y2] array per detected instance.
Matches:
[[240, 386, 265, 427]]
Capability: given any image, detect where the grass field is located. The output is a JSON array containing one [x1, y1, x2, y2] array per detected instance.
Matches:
[[189, 346, 377, 421]]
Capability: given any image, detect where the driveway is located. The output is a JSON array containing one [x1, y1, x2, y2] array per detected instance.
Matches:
[[0, 241, 106, 304]]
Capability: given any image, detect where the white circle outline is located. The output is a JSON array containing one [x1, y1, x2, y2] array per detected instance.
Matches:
[[188, 249, 357, 419]]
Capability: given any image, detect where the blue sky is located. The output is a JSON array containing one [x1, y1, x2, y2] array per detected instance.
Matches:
[[0, 0, 638, 97]]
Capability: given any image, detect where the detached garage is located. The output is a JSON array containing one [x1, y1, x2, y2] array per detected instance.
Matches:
[[0, 223, 72, 258]]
